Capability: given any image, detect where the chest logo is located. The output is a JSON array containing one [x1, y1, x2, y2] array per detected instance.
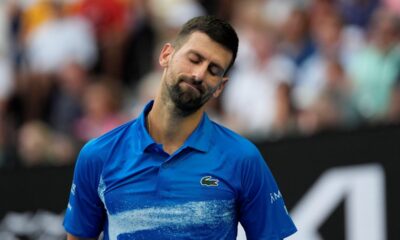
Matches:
[[200, 176, 219, 187]]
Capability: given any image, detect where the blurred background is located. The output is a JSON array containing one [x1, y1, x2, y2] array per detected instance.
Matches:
[[0, 0, 399, 239]]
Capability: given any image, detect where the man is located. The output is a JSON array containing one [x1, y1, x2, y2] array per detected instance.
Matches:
[[64, 16, 297, 240]]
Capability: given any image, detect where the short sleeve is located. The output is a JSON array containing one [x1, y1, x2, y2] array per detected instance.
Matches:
[[239, 147, 297, 240], [63, 140, 106, 238]]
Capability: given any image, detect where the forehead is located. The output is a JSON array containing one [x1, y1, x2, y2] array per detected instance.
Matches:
[[177, 32, 233, 68]]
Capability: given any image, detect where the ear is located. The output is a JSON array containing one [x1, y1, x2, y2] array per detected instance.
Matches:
[[159, 43, 174, 67], [213, 77, 229, 98]]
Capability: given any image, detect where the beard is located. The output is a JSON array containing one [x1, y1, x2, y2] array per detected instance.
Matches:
[[167, 75, 219, 117]]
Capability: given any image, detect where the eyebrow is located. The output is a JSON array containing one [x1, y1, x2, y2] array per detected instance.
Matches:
[[187, 50, 225, 73]]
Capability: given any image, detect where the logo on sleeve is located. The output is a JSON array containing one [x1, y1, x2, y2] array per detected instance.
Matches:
[[270, 191, 282, 204], [200, 176, 219, 187], [71, 183, 76, 195]]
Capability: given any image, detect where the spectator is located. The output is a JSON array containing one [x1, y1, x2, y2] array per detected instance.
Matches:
[[149, 0, 206, 42], [296, 58, 354, 134], [347, 7, 400, 122], [384, 0, 400, 15], [19, 0, 58, 41], [129, 70, 162, 118], [292, 9, 363, 132], [197, 0, 234, 19], [17, 120, 76, 167], [337, 0, 380, 28], [0, 2, 13, 115], [278, 7, 316, 66], [19, 1, 96, 121], [74, 80, 127, 142], [122, 0, 157, 87], [26, 1, 97, 74], [0, 1, 10, 56], [48, 61, 89, 135], [222, 2, 296, 139], [72, 0, 131, 79]]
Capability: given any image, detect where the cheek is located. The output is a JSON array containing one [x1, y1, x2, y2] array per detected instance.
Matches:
[[175, 61, 192, 75], [166, 58, 184, 78], [206, 80, 223, 94], [170, 54, 195, 75]]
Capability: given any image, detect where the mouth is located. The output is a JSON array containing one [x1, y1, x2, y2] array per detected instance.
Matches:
[[180, 79, 204, 95]]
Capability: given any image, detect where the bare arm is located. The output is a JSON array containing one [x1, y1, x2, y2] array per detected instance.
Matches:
[[67, 233, 96, 240]]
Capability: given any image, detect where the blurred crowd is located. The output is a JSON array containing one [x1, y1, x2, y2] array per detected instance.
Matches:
[[0, 0, 400, 168]]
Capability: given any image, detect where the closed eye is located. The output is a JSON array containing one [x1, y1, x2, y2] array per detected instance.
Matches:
[[189, 58, 200, 64], [187, 51, 225, 77], [188, 53, 201, 64], [209, 64, 224, 77]]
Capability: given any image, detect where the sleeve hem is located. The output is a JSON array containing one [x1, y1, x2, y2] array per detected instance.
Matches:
[[246, 226, 298, 240], [64, 224, 101, 239], [278, 226, 298, 239]]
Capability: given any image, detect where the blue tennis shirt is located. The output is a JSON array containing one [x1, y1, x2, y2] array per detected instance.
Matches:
[[63, 101, 297, 239]]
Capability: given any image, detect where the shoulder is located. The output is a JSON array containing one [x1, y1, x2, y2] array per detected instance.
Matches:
[[209, 121, 262, 159], [72, 119, 139, 187], [77, 119, 138, 167]]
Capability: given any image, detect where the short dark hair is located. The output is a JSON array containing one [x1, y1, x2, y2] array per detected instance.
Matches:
[[174, 15, 239, 76]]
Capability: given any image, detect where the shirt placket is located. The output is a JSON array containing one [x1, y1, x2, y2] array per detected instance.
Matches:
[[156, 146, 190, 194]]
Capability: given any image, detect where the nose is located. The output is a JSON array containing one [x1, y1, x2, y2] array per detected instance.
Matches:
[[192, 63, 208, 82]]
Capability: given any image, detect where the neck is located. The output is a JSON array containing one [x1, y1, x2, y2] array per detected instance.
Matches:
[[147, 96, 204, 154]]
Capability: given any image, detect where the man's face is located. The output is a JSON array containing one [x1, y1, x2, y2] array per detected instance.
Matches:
[[159, 31, 233, 116]]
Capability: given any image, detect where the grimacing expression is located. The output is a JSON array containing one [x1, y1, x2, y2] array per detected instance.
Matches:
[[160, 32, 233, 116]]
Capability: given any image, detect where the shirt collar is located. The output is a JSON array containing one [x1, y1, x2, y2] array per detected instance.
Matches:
[[136, 101, 157, 153], [135, 100, 212, 153], [183, 113, 212, 152]]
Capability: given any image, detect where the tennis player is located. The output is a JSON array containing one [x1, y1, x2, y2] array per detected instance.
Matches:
[[64, 15, 297, 240]]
